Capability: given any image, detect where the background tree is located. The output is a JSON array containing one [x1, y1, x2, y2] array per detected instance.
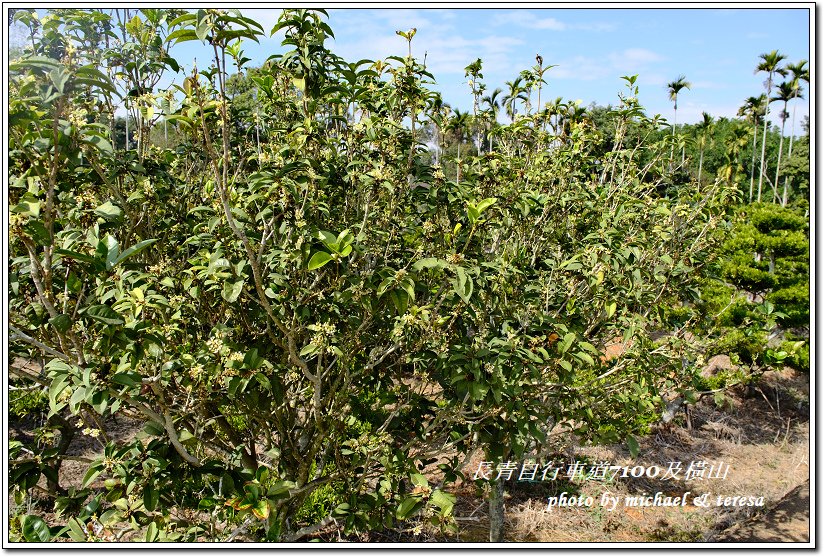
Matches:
[[738, 95, 766, 202], [771, 81, 794, 202], [694, 112, 714, 184], [503, 77, 526, 121], [754, 50, 787, 202], [481, 87, 503, 151], [782, 60, 809, 206], [666, 75, 690, 163], [446, 109, 471, 182]]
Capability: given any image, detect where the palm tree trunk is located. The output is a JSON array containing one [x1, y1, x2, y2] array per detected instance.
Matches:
[[698, 148, 704, 184], [537, 84, 542, 131], [782, 90, 799, 206], [757, 78, 773, 202], [773, 102, 787, 204], [670, 105, 677, 163], [749, 121, 757, 203]]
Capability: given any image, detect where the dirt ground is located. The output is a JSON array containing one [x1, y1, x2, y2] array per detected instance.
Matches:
[[437, 365, 810, 543], [10, 362, 810, 544]]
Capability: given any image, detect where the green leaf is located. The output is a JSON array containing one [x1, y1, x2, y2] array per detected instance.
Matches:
[[111, 372, 142, 388], [143, 421, 164, 436], [48, 375, 70, 406], [605, 301, 617, 318], [195, 21, 209, 41], [626, 435, 640, 458], [389, 289, 409, 315], [94, 201, 123, 222], [476, 197, 497, 214], [55, 248, 99, 266], [21, 515, 51, 542], [430, 490, 456, 515], [576, 352, 595, 366], [412, 257, 448, 271], [143, 485, 159, 512], [466, 204, 480, 224], [410, 473, 428, 487], [81, 464, 103, 489], [102, 235, 120, 270], [84, 132, 113, 154], [396, 496, 423, 520], [12, 193, 40, 217], [49, 68, 70, 95], [49, 314, 72, 333], [222, 278, 244, 303], [308, 251, 333, 271], [178, 429, 195, 445], [111, 239, 158, 268], [69, 386, 86, 413], [377, 277, 394, 297], [452, 267, 473, 303], [267, 480, 296, 499], [468, 381, 487, 401], [167, 28, 199, 44], [65, 517, 87, 542], [144, 521, 159, 542], [251, 499, 270, 519], [560, 332, 576, 354], [85, 305, 124, 325], [9, 55, 62, 74]]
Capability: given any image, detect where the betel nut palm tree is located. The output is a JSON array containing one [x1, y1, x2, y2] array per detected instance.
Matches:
[[694, 112, 714, 184], [782, 60, 809, 206], [738, 95, 766, 203], [771, 80, 794, 203], [667, 75, 691, 164], [755, 50, 787, 202]]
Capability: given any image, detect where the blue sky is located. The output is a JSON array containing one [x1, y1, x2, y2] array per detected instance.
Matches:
[[204, 7, 811, 127], [14, 7, 812, 128]]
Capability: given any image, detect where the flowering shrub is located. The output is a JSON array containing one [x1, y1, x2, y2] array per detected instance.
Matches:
[[9, 9, 729, 542]]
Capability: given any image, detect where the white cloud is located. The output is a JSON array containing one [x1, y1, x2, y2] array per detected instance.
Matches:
[[331, 31, 523, 77], [608, 47, 663, 66], [551, 48, 665, 83], [494, 11, 566, 30], [690, 80, 727, 90], [552, 56, 612, 81], [330, 8, 449, 35], [493, 10, 615, 32], [676, 101, 743, 123], [326, 9, 524, 77]]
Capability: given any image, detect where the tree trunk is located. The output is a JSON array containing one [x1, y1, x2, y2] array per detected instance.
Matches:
[[670, 105, 677, 164], [782, 91, 799, 206], [749, 121, 758, 203], [456, 141, 461, 183], [488, 478, 505, 542], [125, 104, 129, 151], [757, 78, 773, 202], [773, 106, 787, 204], [698, 149, 704, 184]]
